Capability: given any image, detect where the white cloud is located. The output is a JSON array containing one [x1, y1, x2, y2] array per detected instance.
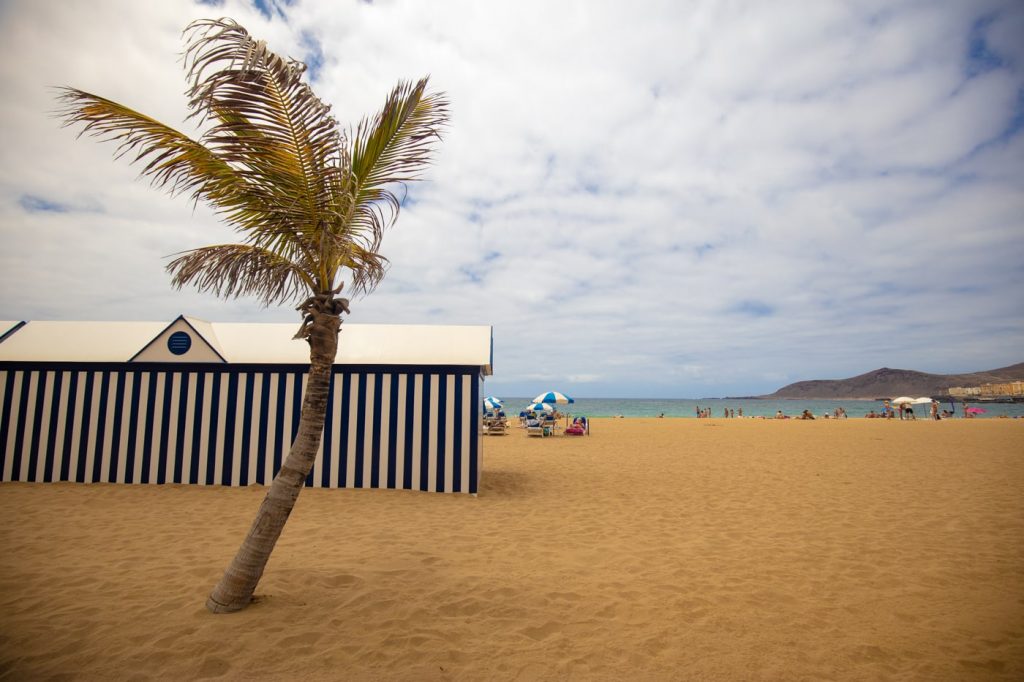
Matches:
[[1, 0, 1022, 397]]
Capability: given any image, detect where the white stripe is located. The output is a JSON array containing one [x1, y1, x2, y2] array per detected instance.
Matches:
[[117, 373, 133, 484], [68, 372, 87, 482], [36, 371, 55, 482], [428, 374, 439, 492], [18, 371, 38, 481], [3, 372, 21, 481], [132, 373, 149, 484], [444, 374, 455, 493], [329, 377, 342, 488], [395, 374, 407, 489], [165, 373, 180, 484], [266, 373, 279, 484], [98, 372, 116, 482], [182, 372, 198, 485], [197, 373, 212, 485], [249, 373, 262, 486], [345, 374, 359, 488], [379, 374, 391, 489], [411, 374, 422, 489], [82, 371, 102, 482], [214, 376, 228, 486], [231, 373, 247, 487], [51, 372, 71, 483], [283, 373, 294, 455]]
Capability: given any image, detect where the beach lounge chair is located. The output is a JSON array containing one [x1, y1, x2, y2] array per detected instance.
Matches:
[[525, 416, 545, 437], [565, 416, 589, 436]]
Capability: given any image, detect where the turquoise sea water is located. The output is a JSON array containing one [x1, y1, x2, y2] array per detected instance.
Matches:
[[501, 397, 1024, 419]]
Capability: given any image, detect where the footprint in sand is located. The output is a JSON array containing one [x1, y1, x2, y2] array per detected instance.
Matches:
[[196, 657, 231, 679], [520, 621, 561, 641]]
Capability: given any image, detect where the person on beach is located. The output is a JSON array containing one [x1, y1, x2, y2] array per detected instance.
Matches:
[[800, 409, 815, 420], [775, 410, 785, 419], [930, 401, 939, 420]]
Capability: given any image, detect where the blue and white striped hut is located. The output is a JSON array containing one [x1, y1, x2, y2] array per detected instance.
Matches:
[[0, 316, 492, 494]]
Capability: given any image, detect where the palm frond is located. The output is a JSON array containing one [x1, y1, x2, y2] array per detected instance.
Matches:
[[345, 78, 449, 235], [167, 244, 314, 306], [55, 88, 249, 207], [183, 20, 344, 243]]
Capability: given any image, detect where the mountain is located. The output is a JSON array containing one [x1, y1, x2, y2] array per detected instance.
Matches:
[[763, 363, 1024, 399]]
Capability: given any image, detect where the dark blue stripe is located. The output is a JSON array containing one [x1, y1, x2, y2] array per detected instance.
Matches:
[[155, 373, 173, 484], [256, 372, 270, 484], [337, 373, 351, 488], [206, 373, 221, 485], [452, 374, 463, 493], [74, 372, 96, 483], [173, 373, 190, 484], [419, 374, 431, 491], [44, 371, 64, 483], [91, 371, 111, 482], [403, 374, 415, 490], [370, 372, 383, 488], [469, 375, 480, 494], [0, 371, 15, 479], [124, 372, 141, 483], [59, 371, 80, 482], [189, 373, 205, 485], [28, 371, 48, 481], [387, 373, 399, 489], [435, 374, 448, 493], [10, 370, 32, 480], [107, 371, 125, 482], [221, 373, 238, 486], [140, 372, 158, 484], [354, 373, 367, 487], [239, 373, 254, 486]]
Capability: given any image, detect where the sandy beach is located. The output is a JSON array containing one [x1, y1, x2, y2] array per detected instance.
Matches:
[[1, 418, 1022, 680]]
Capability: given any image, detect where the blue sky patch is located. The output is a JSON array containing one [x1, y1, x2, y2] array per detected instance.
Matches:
[[300, 31, 324, 81], [731, 300, 775, 317], [19, 195, 70, 213]]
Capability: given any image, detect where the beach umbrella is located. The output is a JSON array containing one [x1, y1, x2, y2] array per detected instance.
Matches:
[[483, 397, 503, 411], [912, 397, 933, 404], [527, 402, 554, 413], [891, 396, 915, 405], [533, 391, 574, 405]]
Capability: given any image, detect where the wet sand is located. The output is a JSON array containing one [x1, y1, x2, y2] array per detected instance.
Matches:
[[1, 418, 1022, 680]]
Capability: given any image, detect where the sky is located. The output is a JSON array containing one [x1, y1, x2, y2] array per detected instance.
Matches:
[[1, 0, 1022, 398]]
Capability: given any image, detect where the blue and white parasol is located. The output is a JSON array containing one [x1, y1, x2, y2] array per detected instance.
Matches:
[[527, 402, 554, 413], [484, 396, 503, 411], [532, 391, 574, 405]]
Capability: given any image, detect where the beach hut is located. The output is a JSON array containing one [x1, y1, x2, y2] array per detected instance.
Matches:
[[0, 315, 492, 494]]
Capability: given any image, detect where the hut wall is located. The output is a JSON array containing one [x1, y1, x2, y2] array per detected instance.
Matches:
[[0, 363, 481, 494]]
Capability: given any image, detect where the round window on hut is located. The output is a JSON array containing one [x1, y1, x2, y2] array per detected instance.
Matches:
[[167, 331, 192, 356]]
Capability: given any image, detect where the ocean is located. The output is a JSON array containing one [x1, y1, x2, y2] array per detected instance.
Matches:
[[499, 397, 1024, 419]]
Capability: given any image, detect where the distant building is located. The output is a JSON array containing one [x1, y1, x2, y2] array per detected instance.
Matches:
[[947, 381, 1023, 398], [0, 316, 493, 494]]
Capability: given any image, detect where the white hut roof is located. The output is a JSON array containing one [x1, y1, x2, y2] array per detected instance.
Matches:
[[0, 316, 493, 374]]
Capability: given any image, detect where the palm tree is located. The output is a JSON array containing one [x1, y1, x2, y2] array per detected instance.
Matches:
[[57, 18, 448, 613]]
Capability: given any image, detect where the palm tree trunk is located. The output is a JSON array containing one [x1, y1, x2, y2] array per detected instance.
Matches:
[[206, 307, 341, 613]]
